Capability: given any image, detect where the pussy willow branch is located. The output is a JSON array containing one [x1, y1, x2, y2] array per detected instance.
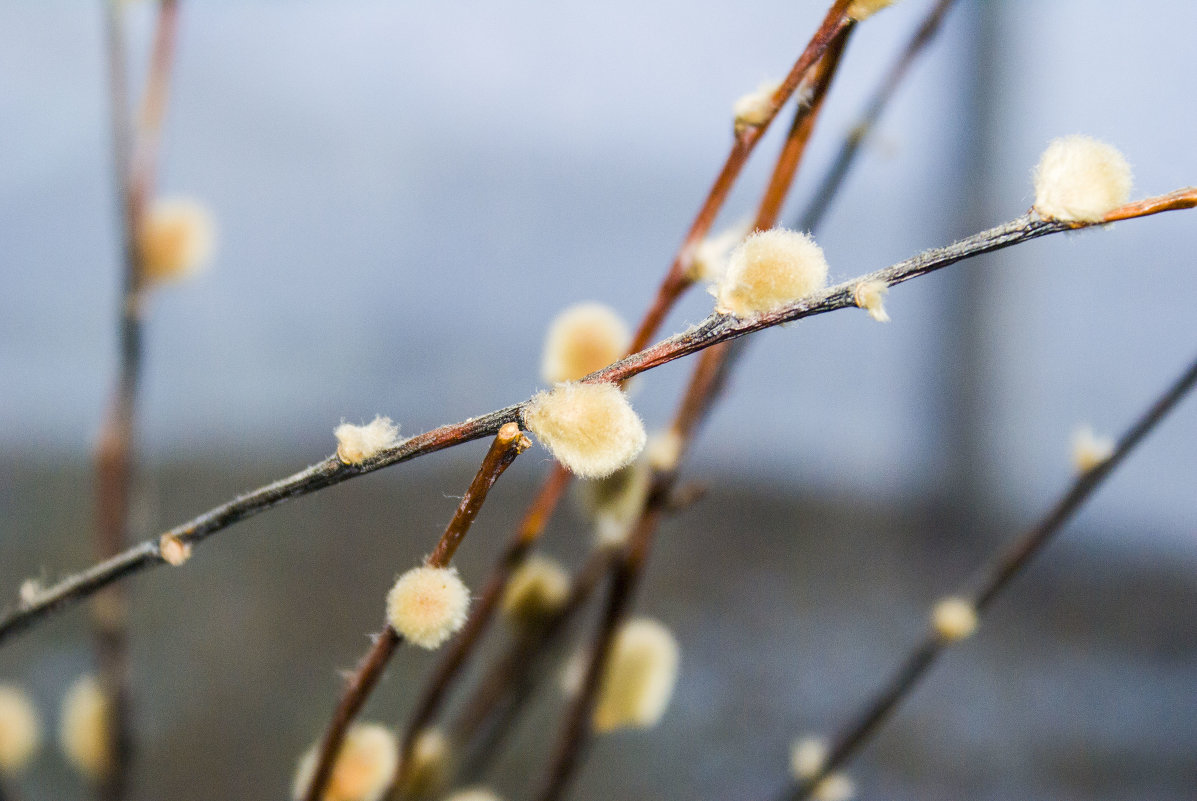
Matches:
[[786, 352, 1197, 801], [301, 425, 528, 801], [797, 0, 957, 232], [2, 189, 1193, 648], [95, 2, 181, 798]]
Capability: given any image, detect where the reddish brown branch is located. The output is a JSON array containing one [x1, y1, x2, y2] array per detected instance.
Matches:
[[788, 353, 1197, 800]]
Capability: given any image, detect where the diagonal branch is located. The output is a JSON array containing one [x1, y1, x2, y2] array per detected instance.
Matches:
[[2, 189, 1194, 648], [786, 352, 1197, 800]]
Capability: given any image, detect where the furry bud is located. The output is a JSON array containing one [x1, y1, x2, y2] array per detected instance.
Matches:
[[592, 618, 680, 732], [386, 566, 470, 649], [853, 280, 890, 323], [1032, 135, 1132, 222], [1071, 425, 1114, 473], [335, 416, 400, 465], [0, 684, 41, 773], [733, 80, 781, 129], [541, 303, 631, 384], [501, 555, 571, 625], [59, 676, 111, 781], [847, 0, 896, 21], [789, 736, 827, 781], [523, 383, 647, 479], [931, 597, 978, 643], [291, 723, 398, 801], [715, 228, 829, 318], [138, 197, 215, 284]]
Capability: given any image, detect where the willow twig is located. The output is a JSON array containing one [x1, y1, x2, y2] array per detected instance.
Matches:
[[2, 190, 1193, 648], [787, 352, 1197, 800], [302, 425, 529, 801]]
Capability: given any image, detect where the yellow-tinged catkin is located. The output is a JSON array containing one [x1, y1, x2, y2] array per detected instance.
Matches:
[[714, 228, 829, 318], [733, 80, 781, 129], [578, 458, 651, 548], [1032, 135, 1132, 222], [59, 675, 111, 781], [523, 382, 647, 479], [396, 727, 450, 798], [645, 428, 683, 473], [812, 773, 855, 801], [291, 723, 398, 801], [688, 222, 750, 283], [541, 303, 631, 384], [592, 617, 680, 733], [0, 684, 41, 773], [853, 279, 890, 323], [137, 197, 215, 284], [931, 596, 978, 643], [386, 566, 470, 649], [1072, 425, 1114, 473], [335, 416, 400, 465], [847, 0, 896, 21], [442, 788, 503, 801], [501, 555, 571, 625], [789, 736, 827, 781]]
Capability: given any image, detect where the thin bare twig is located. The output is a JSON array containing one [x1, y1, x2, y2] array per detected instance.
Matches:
[[787, 352, 1197, 800], [301, 425, 529, 801], [796, 0, 958, 233], [2, 190, 1194, 648]]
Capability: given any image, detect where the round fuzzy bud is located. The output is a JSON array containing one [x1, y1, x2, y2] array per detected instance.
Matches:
[[443, 788, 503, 801], [1071, 425, 1114, 473], [159, 533, 192, 566], [137, 197, 215, 284], [291, 722, 398, 801], [931, 597, 978, 643], [396, 727, 450, 798], [0, 684, 41, 773], [789, 736, 827, 781], [386, 566, 470, 649], [59, 675, 111, 781], [523, 383, 647, 479], [645, 428, 684, 473], [715, 228, 829, 318], [688, 222, 750, 283], [335, 416, 400, 465], [1032, 135, 1132, 222], [578, 459, 651, 549], [847, 0, 896, 21], [501, 555, 571, 625], [541, 303, 631, 384], [853, 279, 890, 323], [812, 773, 855, 801], [733, 80, 781, 129], [592, 617, 680, 733]]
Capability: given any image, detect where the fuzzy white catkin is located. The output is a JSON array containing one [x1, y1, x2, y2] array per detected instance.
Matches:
[[335, 416, 400, 465], [291, 723, 398, 801], [1071, 425, 1114, 473], [0, 684, 41, 773], [688, 222, 750, 283], [812, 773, 855, 801], [386, 566, 470, 649], [732, 80, 781, 128], [853, 279, 890, 323], [398, 727, 450, 798], [138, 197, 215, 284], [541, 303, 631, 384], [789, 736, 827, 781], [1032, 135, 1132, 222], [847, 0, 896, 21], [715, 228, 829, 318], [523, 382, 647, 479], [579, 459, 651, 548], [592, 618, 680, 733], [501, 555, 571, 624], [931, 597, 978, 643], [442, 788, 504, 801], [59, 676, 111, 781]]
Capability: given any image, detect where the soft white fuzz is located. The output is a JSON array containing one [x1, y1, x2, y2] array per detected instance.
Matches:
[[291, 723, 398, 801], [138, 197, 215, 283], [501, 555, 571, 624], [523, 383, 647, 479], [396, 727, 449, 797], [579, 459, 651, 548], [59, 676, 111, 780], [853, 279, 890, 323], [386, 566, 470, 649], [592, 618, 680, 733], [158, 533, 192, 566], [847, 0, 896, 21], [715, 228, 829, 318], [733, 80, 781, 128], [541, 303, 631, 384], [1032, 135, 1132, 222], [688, 222, 750, 283], [931, 597, 979, 643], [812, 773, 856, 801], [789, 736, 827, 781], [0, 684, 40, 773], [1071, 425, 1114, 473], [335, 416, 400, 465]]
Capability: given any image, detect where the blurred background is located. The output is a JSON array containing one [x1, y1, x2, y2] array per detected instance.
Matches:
[[1, 1, 1194, 800]]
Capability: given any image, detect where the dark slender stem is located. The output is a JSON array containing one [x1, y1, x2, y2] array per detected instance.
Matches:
[[303, 426, 528, 801], [2, 190, 1193, 648], [796, 0, 957, 233], [789, 353, 1197, 800], [301, 628, 403, 801]]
